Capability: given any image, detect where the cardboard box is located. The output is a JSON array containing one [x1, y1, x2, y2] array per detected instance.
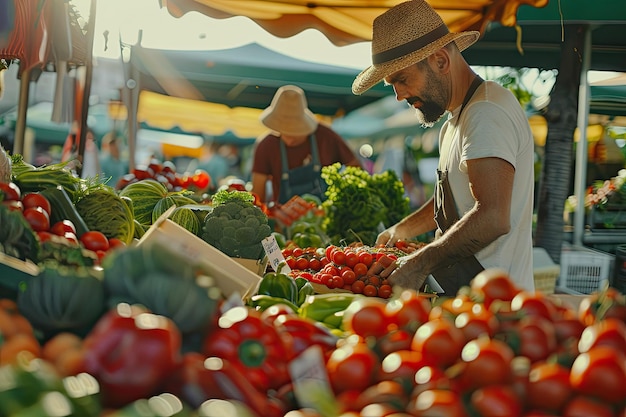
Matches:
[[137, 209, 263, 299]]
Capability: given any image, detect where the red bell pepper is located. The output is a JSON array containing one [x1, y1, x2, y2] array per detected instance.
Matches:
[[82, 303, 182, 408], [202, 306, 291, 393], [166, 352, 287, 417], [272, 314, 339, 360]]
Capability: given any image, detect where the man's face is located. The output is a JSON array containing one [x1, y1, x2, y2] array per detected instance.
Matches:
[[384, 62, 448, 128]]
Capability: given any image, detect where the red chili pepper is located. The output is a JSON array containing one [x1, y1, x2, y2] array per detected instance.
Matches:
[[166, 352, 287, 417], [202, 306, 291, 392], [82, 303, 182, 408]]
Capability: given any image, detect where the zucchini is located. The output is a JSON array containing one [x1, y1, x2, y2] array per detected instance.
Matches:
[[39, 186, 90, 238]]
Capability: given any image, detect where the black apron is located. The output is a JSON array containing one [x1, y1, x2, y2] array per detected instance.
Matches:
[[430, 76, 485, 296], [278, 134, 327, 204]]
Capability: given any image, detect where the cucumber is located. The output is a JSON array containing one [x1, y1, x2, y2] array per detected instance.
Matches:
[[39, 186, 90, 237]]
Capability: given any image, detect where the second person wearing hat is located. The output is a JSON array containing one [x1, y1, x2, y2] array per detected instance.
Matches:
[[251, 85, 361, 205]]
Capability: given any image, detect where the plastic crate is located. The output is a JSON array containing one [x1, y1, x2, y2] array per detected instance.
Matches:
[[559, 244, 613, 294], [533, 247, 560, 294]]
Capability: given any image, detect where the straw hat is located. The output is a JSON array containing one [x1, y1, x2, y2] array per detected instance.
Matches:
[[260, 85, 318, 136], [352, 0, 480, 95]]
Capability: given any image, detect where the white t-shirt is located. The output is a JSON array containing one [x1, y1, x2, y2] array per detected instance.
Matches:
[[438, 80, 535, 292]]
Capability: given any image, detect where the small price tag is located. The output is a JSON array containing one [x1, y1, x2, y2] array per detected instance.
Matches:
[[261, 235, 291, 274], [289, 346, 337, 417]]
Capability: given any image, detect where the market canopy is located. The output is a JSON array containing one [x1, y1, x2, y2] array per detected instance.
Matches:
[[130, 42, 392, 116], [462, 0, 626, 72], [159, 0, 549, 46]]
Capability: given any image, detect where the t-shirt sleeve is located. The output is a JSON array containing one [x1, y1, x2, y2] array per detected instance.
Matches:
[[250, 134, 274, 175], [460, 101, 519, 171]]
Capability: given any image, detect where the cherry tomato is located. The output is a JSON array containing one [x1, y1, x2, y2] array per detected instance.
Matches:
[[331, 275, 344, 289], [344, 251, 358, 268], [351, 280, 365, 294], [514, 316, 558, 363], [386, 289, 432, 333], [358, 251, 374, 267], [577, 317, 626, 353], [0, 182, 21, 201], [375, 328, 414, 357], [379, 349, 430, 384], [79, 231, 110, 252], [570, 345, 626, 405], [471, 268, 520, 309], [454, 303, 500, 341], [411, 318, 465, 369], [510, 292, 558, 321], [341, 269, 356, 285], [353, 262, 368, 277], [363, 284, 378, 297], [470, 385, 522, 417], [37, 231, 54, 243], [562, 395, 617, 417], [295, 257, 309, 270], [377, 284, 393, 299], [460, 337, 515, 391], [326, 342, 379, 394], [50, 220, 77, 236], [308, 258, 322, 271], [526, 362, 572, 413], [332, 249, 346, 266], [21, 193, 52, 216], [407, 389, 468, 417], [2, 200, 23, 212], [342, 297, 392, 339], [192, 169, 210, 190], [107, 238, 127, 250], [23, 207, 50, 232]]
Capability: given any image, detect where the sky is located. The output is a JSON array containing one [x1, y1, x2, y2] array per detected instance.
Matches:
[[72, 0, 373, 70]]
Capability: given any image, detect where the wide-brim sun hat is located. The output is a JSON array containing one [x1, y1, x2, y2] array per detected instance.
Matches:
[[352, 0, 480, 95], [260, 85, 318, 136]]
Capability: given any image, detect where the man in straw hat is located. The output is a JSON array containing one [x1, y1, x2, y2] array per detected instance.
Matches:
[[251, 85, 361, 205], [354, 0, 535, 294]]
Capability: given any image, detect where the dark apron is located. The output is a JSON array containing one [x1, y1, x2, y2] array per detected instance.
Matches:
[[430, 76, 485, 295], [278, 134, 327, 204]]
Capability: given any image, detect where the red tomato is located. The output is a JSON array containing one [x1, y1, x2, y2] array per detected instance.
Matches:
[[326, 342, 379, 394], [577, 317, 626, 353], [385, 289, 431, 333], [562, 395, 617, 417], [569, 345, 626, 405], [470, 268, 520, 309], [50, 220, 77, 236], [411, 366, 457, 400], [192, 169, 210, 190], [411, 318, 465, 369], [470, 385, 522, 417], [459, 337, 515, 391], [377, 284, 393, 299], [0, 182, 21, 201], [2, 200, 23, 212], [511, 292, 558, 321], [514, 316, 558, 363], [295, 257, 309, 270], [21, 193, 52, 216], [375, 328, 414, 357], [63, 232, 79, 246], [378, 349, 431, 384], [23, 207, 50, 232], [342, 297, 392, 339], [107, 238, 127, 250], [332, 249, 346, 266], [37, 231, 54, 243], [358, 251, 373, 267], [80, 231, 110, 252], [407, 389, 468, 417], [344, 251, 358, 268], [454, 303, 500, 342], [526, 362, 572, 413]]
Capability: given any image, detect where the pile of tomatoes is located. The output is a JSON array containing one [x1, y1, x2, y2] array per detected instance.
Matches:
[[1, 182, 124, 262], [283, 244, 407, 298], [114, 159, 211, 192]]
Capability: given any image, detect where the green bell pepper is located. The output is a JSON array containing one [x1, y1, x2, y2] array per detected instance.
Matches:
[[257, 271, 298, 304], [295, 277, 315, 306]]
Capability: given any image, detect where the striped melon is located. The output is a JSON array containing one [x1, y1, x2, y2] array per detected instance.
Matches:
[[119, 179, 169, 226], [170, 206, 201, 236]]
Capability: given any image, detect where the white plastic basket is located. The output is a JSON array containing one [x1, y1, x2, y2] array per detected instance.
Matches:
[[533, 247, 560, 294], [559, 244, 613, 294]]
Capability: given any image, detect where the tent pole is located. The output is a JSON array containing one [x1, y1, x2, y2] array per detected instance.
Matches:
[[13, 68, 31, 156], [573, 26, 592, 247]]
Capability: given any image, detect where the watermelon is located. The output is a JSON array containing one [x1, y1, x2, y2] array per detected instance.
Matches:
[[119, 179, 169, 226], [170, 207, 201, 236]]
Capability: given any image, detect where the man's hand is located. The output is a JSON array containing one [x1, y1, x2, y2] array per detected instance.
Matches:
[[381, 254, 429, 292]]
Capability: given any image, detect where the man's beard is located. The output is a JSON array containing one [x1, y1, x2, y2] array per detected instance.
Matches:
[[412, 101, 446, 128]]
